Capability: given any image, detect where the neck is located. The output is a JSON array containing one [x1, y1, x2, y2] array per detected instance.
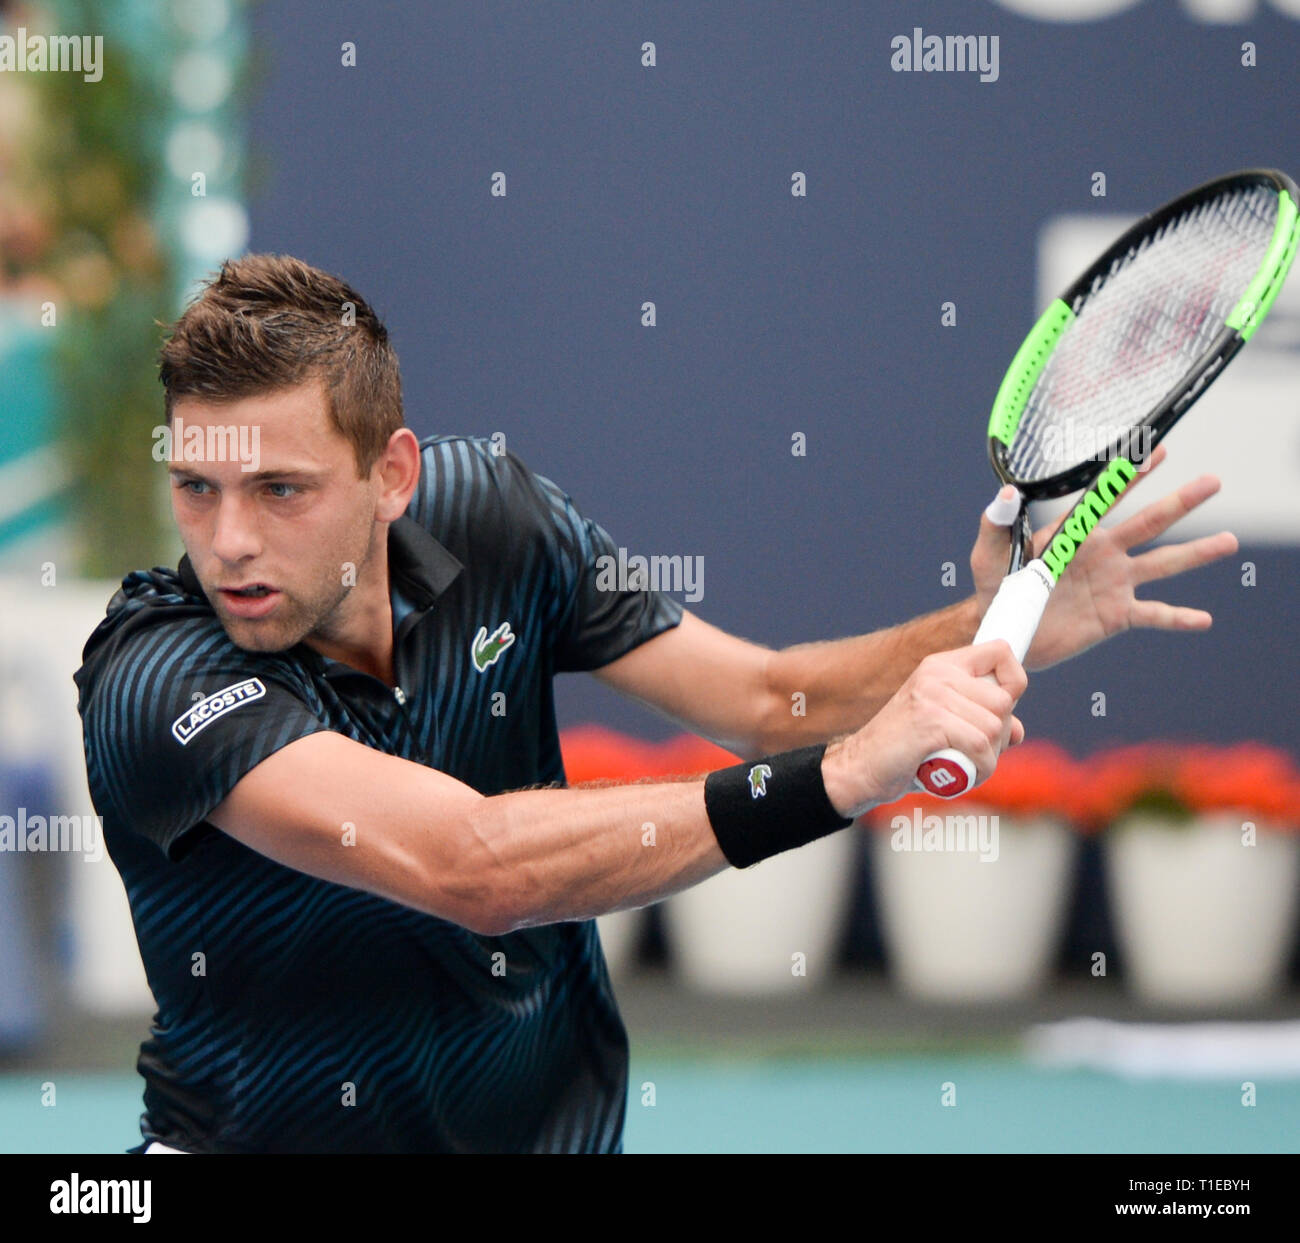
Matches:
[[303, 542, 397, 686]]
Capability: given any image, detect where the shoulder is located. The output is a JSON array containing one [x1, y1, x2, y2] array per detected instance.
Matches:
[[76, 579, 317, 728], [405, 434, 578, 559], [74, 578, 331, 858], [408, 433, 549, 508], [410, 431, 522, 509]]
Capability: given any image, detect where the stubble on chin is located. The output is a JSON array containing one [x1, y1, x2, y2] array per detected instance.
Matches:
[[214, 589, 334, 654], [205, 528, 374, 655]]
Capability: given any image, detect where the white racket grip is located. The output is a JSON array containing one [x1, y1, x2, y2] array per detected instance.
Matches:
[[913, 560, 1054, 799], [970, 559, 1055, 659]]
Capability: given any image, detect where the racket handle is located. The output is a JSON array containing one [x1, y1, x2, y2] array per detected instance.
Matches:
[[913, 560, 1054, 799]]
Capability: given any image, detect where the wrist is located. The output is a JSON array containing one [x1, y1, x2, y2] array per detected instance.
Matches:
[[704, 743, 855, 869], [820, 737, 864, 820], [822, 734, 888, 822]]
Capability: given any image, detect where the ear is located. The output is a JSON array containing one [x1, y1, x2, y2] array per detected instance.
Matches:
[[373, 429, 421, 522]]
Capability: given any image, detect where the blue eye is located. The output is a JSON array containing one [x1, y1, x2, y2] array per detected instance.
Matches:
[[180, 480, 210, 496], [267, 482, 298, 498]]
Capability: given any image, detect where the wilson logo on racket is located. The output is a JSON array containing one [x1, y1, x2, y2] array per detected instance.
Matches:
[[1040, 456, 1138, 581], [471, 622, 515, 672], [748, 764, 773, 798]]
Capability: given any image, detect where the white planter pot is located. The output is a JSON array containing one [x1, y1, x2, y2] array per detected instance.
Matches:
[[661, 830, 856, 995], [1105, 813, 1300, 1007], [871, 810, 1075, 1002], [595, 908, 644, 980]]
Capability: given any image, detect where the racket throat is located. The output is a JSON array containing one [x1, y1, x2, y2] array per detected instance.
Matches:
[[1007, 508, 1034, 575]]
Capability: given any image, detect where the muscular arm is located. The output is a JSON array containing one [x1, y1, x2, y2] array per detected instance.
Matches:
[[209, 641, 1022, 937], [208, 731, 731, 937], [604, 457, 1234, 761], [594, 598, 981, 756], [762, 597, 981, 749]]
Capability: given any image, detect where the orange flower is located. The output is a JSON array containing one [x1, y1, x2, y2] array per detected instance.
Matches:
[[559, 729, 1300, 831], [560, 725, 737, 784], [1076, 742, 1188, 829], [1079, 742, 1300, 829], [653, 733, 741, 777], [1172, 742, 1300, 823], [559, 724, 662, 783]]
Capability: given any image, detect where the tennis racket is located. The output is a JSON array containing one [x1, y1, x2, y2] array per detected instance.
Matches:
[[914, 167, 1300, 799]]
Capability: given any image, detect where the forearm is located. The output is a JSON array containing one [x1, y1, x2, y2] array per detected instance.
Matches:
[[213, 732, 857, 939], [468, 776, 729, 932], [762, 596, 980, 749], [217, 644, 1011, 935], [470, 741, 873, 932]]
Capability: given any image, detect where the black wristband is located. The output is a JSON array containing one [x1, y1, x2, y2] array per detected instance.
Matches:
[[703, 743, 855, 869]]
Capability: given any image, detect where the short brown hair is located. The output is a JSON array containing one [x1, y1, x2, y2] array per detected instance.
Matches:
[[158, 254, 404, 476]]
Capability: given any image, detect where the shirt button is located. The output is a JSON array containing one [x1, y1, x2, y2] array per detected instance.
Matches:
[[393, 686, 407, 705]]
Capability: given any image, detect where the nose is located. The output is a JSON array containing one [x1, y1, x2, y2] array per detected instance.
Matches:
[[210, 492, 262, 565]]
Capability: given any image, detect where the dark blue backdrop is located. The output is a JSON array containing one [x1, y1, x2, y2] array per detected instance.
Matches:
[[245, 0, 1300, 756]]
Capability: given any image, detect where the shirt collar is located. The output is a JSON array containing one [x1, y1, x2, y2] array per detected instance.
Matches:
[[386, 513, 463, 608]]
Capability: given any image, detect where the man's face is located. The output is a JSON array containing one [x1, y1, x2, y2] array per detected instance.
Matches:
[[168, 379, 381, 653]]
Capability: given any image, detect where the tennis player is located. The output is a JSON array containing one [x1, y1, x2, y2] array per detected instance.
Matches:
[[73, 255, 1235, 1154]]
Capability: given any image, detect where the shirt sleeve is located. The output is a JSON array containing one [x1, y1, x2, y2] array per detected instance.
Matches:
[[518, 456, 685, 673], [79, 614, 332, 861]]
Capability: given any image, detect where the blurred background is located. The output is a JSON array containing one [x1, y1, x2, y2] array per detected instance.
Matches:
[[1, 0, 1299, 1153]]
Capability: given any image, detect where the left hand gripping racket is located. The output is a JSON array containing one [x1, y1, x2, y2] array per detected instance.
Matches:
[[915, 168, 1300, 799]]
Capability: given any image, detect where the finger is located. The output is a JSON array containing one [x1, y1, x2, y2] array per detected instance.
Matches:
[[955, 672, 1019, 719], [938, 709, 1000, 785], [1127, 598, 1214, 630], [1131, 441, 1166, 481], [1129, 531, 1239, 586], [996, 712, 1024, 753], [1025, 446, 1172, 558], [1053, 445, 1169, 532], [1138, 439, 1170, 473], [943, 693, 1009, 750], [1109, 473, 1224, 552], [960, 639, 1029, 699], [973, 486, 1020, 570], [1103, 442, 1167, 510], [1007, 714, 1025, 748], [984, 484, 1022, 526]]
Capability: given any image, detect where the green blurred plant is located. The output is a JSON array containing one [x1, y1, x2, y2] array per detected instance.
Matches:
[[23, 15, 174, 576]]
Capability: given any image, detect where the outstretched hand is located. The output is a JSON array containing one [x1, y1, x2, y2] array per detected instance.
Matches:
[[969, 446, 1239, 671]]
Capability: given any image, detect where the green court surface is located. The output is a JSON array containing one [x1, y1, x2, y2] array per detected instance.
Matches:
[[0, 1056, 1295, 1154], [621, 1055, 1298, 1153]]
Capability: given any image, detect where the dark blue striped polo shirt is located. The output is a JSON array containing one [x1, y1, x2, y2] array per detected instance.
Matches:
[[73, 435, 683, 1153]]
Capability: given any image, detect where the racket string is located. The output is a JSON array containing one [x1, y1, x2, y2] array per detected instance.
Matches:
[[1008, 185, 1278, 481]]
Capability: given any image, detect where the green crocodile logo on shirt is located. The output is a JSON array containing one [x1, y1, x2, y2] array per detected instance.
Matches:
[[472, 622, 516, 672]]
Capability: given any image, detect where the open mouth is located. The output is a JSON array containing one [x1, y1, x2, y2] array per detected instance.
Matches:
[[217, 584, 282, 617]]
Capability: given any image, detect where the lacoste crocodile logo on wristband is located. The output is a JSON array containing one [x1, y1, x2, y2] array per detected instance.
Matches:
[[471, 622, 515, 672], [747, 764, 772, 798]]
